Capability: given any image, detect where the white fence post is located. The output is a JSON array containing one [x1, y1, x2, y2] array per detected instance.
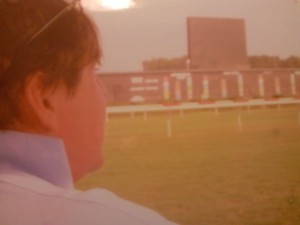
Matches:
[[180, 109, 184, 118], [143, 111, 148, 121], [215, 107, 219, 116], [167, 114, 172, 137], [238, 110, 243, 132]]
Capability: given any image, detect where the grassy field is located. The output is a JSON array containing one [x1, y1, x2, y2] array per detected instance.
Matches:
[[76, 105, 300, 225]]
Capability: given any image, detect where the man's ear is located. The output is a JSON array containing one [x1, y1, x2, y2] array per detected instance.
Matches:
[[22, 72, 61, 133]]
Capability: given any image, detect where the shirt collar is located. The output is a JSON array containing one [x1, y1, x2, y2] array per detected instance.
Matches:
[[0, 131, 73, 189]]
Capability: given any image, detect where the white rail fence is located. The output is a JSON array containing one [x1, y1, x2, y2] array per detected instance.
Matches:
[[106, 98, 300, 137]]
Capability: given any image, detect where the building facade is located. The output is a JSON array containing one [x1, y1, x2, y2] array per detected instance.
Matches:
[[99, 69, 300, 105]]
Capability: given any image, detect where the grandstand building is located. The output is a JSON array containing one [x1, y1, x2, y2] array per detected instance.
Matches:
[[99, 70, 300, 104], [98, 17, 299, 105]]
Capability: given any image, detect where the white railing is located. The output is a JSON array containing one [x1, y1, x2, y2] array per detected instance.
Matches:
[[106, 98, 300, 114], [106, 98, 300, 137]]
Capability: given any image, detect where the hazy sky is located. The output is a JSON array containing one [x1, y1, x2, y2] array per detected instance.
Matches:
[[85, 0, 300, 72]]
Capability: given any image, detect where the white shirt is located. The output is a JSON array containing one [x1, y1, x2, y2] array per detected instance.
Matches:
[[0, 131, 178, 225]]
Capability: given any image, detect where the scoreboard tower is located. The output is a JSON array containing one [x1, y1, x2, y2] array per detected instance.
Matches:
[[187, 17, 250, 70]]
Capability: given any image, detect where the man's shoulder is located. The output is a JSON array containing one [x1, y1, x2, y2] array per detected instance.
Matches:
[[0, 167, 177, 225]]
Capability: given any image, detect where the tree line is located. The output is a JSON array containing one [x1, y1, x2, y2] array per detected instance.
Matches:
[[142, 55, 300, 71], [248, 55, 300, 68]]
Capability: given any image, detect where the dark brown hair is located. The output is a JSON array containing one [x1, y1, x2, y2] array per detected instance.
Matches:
[[0, 0, 102, 129]]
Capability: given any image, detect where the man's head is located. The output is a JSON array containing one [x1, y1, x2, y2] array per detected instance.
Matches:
[[0, 0, 106, 180]]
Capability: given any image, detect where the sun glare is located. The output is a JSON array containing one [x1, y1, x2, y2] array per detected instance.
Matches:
[[101, 0, 135, 10]]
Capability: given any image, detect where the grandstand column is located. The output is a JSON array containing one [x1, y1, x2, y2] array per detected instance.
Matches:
[[238, 74, 244, 98], [275, 77, 282, 111], [221, 78, 228, 99], [275, 77, 281, 96], [202, 76, 209, 100], [290, 73, 296, 95], [163, 76, 170, 101], [175, 80, 182, 101], [186, 58, 191, 70], [186, 74, 193, 101], [258, 75, 265, 98]]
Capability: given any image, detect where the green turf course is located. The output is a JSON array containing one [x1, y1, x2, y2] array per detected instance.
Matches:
[[76, 105, 300, 225]]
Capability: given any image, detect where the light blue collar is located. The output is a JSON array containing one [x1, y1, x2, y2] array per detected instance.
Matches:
[[0, 131, 73, 189]]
